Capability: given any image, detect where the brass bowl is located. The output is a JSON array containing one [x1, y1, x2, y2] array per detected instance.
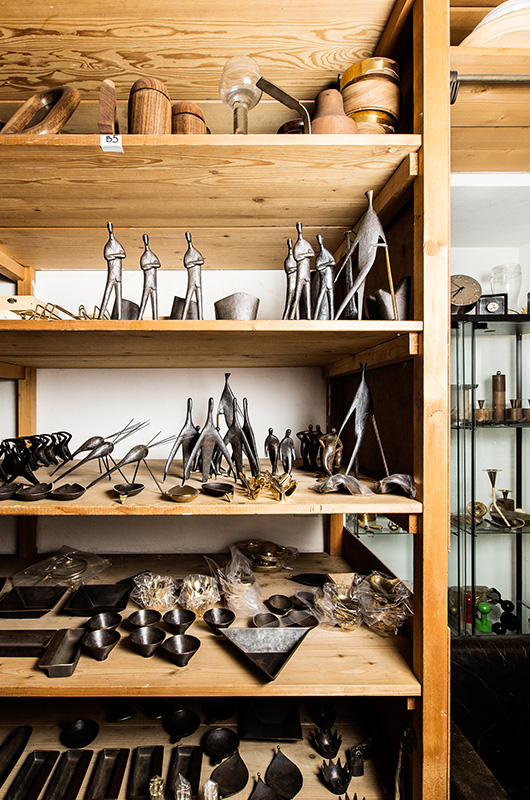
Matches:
[[165, 485, 199, 503]]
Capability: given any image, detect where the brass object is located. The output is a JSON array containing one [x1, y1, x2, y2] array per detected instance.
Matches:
[[475, 400, 490, 423], [266, 471, 297, 502], [235, 539, 296, 571], [239, 471, 266, 500], [165, 485, 199, 503], [340, 57, 400, 133], [128, 77, 171, 134], [492, 371, 506, 421], [485, 469, 511, 528], [506, 399, 523, 421], [466, 501, 487, 521], [499, 490, 514, 512], [1, 85, 81, 135], [149, 776, 164, 800]]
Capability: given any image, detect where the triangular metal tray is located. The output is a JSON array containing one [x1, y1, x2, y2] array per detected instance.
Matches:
[[219, 628, 310, 681]]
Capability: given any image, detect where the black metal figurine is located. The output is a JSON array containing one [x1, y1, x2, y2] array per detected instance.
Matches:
[[288, 222, 314, 320], [163, 398, 199, 482], [338, 362, 373, 477], [217, 372, 237, 428], [224, 399, 260, 477], [138, 234, 160, 320], [99, 222, 126, 320], [264, 428, 280, 474], [296, 424, 313, 470], [279, 429, 296, 475], [185, 398, 235, 483], [181, 231, 204, 320], [319, 428, 343, 476], [242, 398, 260, 469], [313, 234, 335, 320], [282, 238, 297, 320], [308, 424, 323, 471]]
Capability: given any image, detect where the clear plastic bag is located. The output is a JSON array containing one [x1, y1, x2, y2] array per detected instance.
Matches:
[[204, 546, 267, 618], [313, 582, 363, 631], [130, 571, 180, 611], [12, 546, 110, 587], [178, 574, 220, 616], [355, 571, 413, 636]]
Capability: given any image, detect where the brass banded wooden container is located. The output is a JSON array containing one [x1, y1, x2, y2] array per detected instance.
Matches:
[[340, 57, 400, 133], [128, 77, 171, 134]]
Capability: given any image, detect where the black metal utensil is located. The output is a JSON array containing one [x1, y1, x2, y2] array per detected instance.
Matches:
[[0, 483, 22, 500], [210, 749, 249, 798], [166, 745, 202, 799], [62, 584, 132, 616], [162, 634, 201, 667], [310, 728, 342, 758], [248, 774, 280, 800], [0, 726, 33, 788], [265, 747, 303, 799], [85, 612, 122, 632], [82, 629, 120, 661], [14, 483, 53, 501], [48, 483, 86, 501], [163, 709, 200, 744], [220, 628, 310, 681], [201, 728, 240, 765], [59, 720, 99, 749], [204, 698, 237, 725], [127, 746, 163, 800], [288, 573, 327, 587], [163, 608, 195, 635], [253, 613, 280, 628], [127, 609, 161, 629], [38, 629, 84, 678], [41, 749, 93, 800], [4, 751, 59, 800], [203, 607, 236, 636], [85, 749, 129, 800], [129, 626, 165, 658], [0, 586, 67, 619], [0, 630, 56, 658], [265, 595, 293, 616], [319, 757, 351, 795]]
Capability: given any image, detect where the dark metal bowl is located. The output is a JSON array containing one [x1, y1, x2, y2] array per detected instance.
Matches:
[[163, 608, 195, 635], [48, 483, 86, 501], [127, 609, 161, 629], [85, 612, 122, 631], [253, 612, 280, 628], [162, 634, 201, 667], [163, 708, 200, 743], [265, 594, 294, 616], [129, 625, 165, 657], [82, 629, 120, 661], [201, 727, 240, 764], [203, 607, 235, 635], [15, 483, 53, 501]]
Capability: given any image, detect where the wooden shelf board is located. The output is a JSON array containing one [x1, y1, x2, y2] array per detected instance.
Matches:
[[0, 697, 390, 799], [0, 0, 395, 101], [0, 459, 422, 517], [452, 126, 530, 172], [0, 135, 421, 273], [0, 553, 420, 698], [0, 320, 423, 369]]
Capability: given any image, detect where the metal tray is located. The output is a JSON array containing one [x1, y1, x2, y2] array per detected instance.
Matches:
[[0, 630, 56, 657], [38, 629, 85, 678], [0, 586, 67, 618], [42, 750, 93, 800], [5, 751, 59, 800], [166, 746, 202, 799], [85, 749, 129, 800], [0, 727, 33, 789], [127, 746, 164, 800], [62, 585, 132, 616]]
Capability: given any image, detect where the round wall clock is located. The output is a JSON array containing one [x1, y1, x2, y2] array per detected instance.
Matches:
[[450, 274, 482, 314]]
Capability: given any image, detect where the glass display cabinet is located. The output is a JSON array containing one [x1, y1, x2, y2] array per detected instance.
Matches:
[[451, 314, 530, 635]]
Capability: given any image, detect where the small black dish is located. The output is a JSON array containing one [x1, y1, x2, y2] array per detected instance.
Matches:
[[289, 573, 327, 588], [253, 612, 280, 628], [0, 483, 22, 501], [85, 612, 122, 632], [201, 482, 234, 501], [127, 609, 161, 629], [59, 719, 100, 749], [129, 626, 165, 658], [62, 584, 132, 616], [113, 482, 144, 499], [203, 607, 235, 635], [82, 628, 120, 661], [163, 709, 200, 743], [201, 727, 240, 765], [204, 697, 237, 725], [162, 634, 201, 667], [48, 483, 86, 501], [265, 595, 294, 616], [163, 608, 195, 635], [292, 591, 315, 609], [15, 483, 53, 501], [283, 610, 319, 628], [0, 586, 67, 618]]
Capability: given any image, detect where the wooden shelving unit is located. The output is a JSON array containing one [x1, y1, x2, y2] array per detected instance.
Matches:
[[0, 1, 449, 798]]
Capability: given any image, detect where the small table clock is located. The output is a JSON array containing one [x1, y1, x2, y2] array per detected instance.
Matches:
[[451, 274, 482, 314]]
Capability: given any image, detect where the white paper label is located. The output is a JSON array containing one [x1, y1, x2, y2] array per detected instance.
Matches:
[[100, 134, 123, 153]]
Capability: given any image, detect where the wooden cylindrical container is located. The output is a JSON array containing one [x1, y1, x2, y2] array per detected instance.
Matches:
[[128, 77, 171, 134], [172, 101, 207, 134], [311, 89, 358, 134], [492, 371, 506, 420], [340, 57, 400, 133]]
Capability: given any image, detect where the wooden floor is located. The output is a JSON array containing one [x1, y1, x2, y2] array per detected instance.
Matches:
[[0, 553, 420, 698]]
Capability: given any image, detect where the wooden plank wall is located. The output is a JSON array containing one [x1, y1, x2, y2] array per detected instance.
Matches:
[[450, 1, 504, 45]]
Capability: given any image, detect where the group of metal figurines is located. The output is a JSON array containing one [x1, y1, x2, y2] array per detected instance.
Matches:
[[0, 368, 415, 502], [97, 191, 409, 322]]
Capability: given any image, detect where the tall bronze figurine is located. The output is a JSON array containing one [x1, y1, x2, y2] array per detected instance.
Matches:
[[287, 222, 314, 320], [99, 222, 126, 320], [282, 238, 298, 320], [319, 429, 343, 475], [138, 234, 160, 320], [181, 232, 204, 320], [334, 190, 397, 321], [313, 234, 335, 320]]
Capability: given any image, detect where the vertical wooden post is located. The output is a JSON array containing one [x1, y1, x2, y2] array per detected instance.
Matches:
[[324, 513, 344, 556], [412, 1, 450, 798], [15, 266, 38, 556]]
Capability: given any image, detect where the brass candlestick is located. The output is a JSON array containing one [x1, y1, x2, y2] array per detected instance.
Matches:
[[475, 400, 490, 423], [485, 469, 510, 528], [492, 372, 506, 420]]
